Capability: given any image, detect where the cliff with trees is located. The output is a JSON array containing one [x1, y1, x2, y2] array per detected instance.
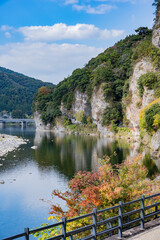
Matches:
[[34, 1, 160, 153]]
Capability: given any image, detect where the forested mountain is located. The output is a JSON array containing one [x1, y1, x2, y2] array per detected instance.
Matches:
[[0, 67, 54, 116]]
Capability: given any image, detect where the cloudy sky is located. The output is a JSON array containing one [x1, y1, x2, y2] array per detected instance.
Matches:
[[0, 0, 155, 84]]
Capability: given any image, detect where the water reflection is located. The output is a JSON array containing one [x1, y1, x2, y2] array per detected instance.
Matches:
[[143, 154, 159, 178], [33, 132, 130, 179], [0, 126, 130, 238]]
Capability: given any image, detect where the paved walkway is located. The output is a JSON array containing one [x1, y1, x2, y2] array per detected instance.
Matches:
[[107, 218, 160, 240], [129, 225, 160, 240]]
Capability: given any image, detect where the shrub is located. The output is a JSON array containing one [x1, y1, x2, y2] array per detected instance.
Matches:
[[153, 113, 160, 129], [145, 103, 160, 131], [102, 103, 122, 126], [111, 122, 118, 133], [38, 86, 52, 95], [75, 111, 85, 122], [139, 98, 160, 132], [138, 72, 157, 97]]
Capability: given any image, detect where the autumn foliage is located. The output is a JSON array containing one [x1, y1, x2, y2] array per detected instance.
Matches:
[[49, 155, 160, 219], [38, 86, 52, 95], [36, 155, 160, 239]]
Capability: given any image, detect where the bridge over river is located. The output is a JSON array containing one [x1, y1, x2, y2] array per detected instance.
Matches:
[[0, 118, 35, 128]]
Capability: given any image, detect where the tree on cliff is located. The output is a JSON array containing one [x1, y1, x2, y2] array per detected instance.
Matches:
[[153, 0, 160, 9], [135, 27, 152, 36]]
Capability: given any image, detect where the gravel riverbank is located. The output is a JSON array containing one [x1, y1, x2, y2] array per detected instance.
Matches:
[[0, 134, 27, 157]]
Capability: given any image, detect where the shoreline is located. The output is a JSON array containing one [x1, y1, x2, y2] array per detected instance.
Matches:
[[0, 134, 27, 157]]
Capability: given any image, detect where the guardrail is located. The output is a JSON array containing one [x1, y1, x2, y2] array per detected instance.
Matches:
[[2, 193, 160, 240]]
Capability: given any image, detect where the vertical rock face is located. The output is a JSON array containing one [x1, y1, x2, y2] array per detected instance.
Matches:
[[91, 85, 109, 124], [126, 60, 155, 130], [151, 129, 160, 151], [152, 7, 160, 48], [142, 88, 155, 107], [34, 111, 51, 131], [61, 86, 108, 126], [72, 90, 91, 117], [60, 90, 91, 123]]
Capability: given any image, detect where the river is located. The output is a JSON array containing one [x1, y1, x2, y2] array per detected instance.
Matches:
[[0, 126, 147, 239]]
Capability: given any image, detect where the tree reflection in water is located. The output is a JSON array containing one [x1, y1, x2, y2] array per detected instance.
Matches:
[[33, 132, 130, 179]]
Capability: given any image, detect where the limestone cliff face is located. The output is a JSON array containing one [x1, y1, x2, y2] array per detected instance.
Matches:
[[72, 91, 91, 117], [152, 8, 160, 48], [91, 85, 109, 124], [60, 90, 91, 123], [34, 111, 51, 131], [61, 86, 108, 127], [151, 129, 160, 151], [126, 60, 155, 131]]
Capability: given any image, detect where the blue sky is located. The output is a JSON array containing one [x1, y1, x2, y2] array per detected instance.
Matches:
[[0, 0, 155, 84]]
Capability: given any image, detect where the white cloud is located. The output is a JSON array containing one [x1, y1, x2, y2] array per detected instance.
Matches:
[[0, 25, 13, 31], [0, 42, 103, 84], [18, 23, 124, 41], [4, 32, 11, 38], [65, 0, 78, 4], [73, 4, 115, 14]]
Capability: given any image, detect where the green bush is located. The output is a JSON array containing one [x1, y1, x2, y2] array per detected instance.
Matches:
[[111, 122, 118, 133], [145, 103, 160, 131], [138, 72, 157, 97], [102, 103, 122, 126]]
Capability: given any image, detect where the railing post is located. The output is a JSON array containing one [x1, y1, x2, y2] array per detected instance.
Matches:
[[155, 204, 158, 219], [24, 228, 29, 240], [92, 208, 97, 240], [141, 195, 145, 230], [118, 201, 122, 239], [69, 235, 73, 240], [62, 217, 66, 240]]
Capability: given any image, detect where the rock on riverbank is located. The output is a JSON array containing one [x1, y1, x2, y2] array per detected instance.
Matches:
[[0, 134, 27, 156]]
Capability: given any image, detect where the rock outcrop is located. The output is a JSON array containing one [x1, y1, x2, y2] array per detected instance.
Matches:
[[91, 85, 109, 124], [151, 129, 160, 151], [34, 111, 51, 131], [152, 7, 160, 48], [57, 86, 109, 133], [126, 60, 155, 130]]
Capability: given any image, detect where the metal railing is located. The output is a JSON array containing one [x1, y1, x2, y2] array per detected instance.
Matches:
[[2, 193, 160, 240]]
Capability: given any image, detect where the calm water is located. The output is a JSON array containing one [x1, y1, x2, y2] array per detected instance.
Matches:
[[0, 126, 131, 238]]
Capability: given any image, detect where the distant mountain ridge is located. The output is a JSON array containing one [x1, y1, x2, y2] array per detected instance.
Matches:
[[0, 67, 54, 115]]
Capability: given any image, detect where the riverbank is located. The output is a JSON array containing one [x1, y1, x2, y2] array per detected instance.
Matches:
[[0, 134, 27, 157]]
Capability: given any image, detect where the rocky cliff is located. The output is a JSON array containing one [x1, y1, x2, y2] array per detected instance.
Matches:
[[126, 60, 155, 131], [125, 9, 160, 152]]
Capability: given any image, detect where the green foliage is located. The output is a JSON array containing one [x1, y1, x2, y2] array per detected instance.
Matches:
[[153, 113, 160, 129], [102, 103, 122, 126], [154, 73, 160, 98], [62, 116, 71, 127], [124, 90, 132, 105], [145, 103, 160, 131], [0, 66, 53, 115], [138, 72, 157, 97], [132, 35, 160, 69], [135, 27, 152, 36], [143, 154, 159, 178], [111, 122, 118, 133], [66, 123, 97, 135], [153, 0, 160, 14], [12, 109, 25, 118], [75, 111, 85, 122]]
